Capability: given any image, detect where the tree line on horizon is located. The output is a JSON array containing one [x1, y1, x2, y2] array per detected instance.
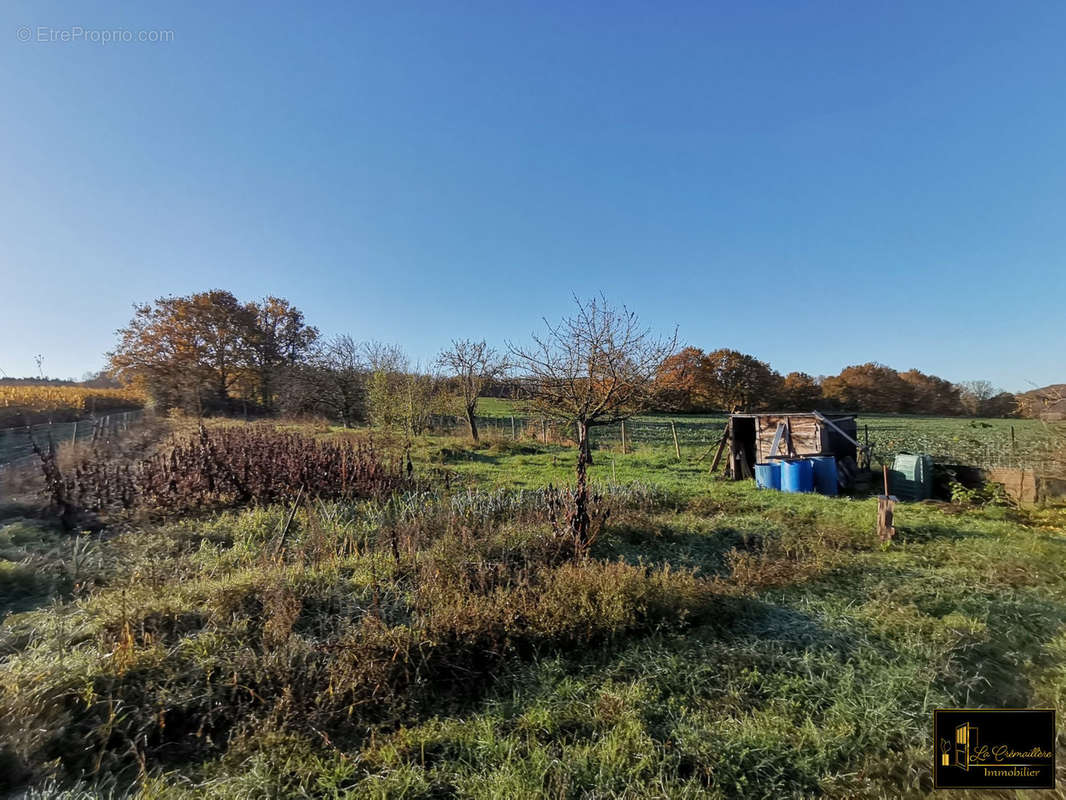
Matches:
[[653, 347, 1019, 418], [96, 290, 1020, 424]]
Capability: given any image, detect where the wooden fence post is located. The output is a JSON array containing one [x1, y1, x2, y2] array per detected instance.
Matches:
[[877, 465, 896, 543], [71, 421, 78, 446], [670, 421, 681, 461], [511, 416, 516, 440], [620, 421, 627, 455]]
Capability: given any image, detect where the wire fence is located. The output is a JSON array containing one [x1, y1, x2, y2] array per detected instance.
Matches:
[[433, 414, 1062, 472], [431, 414, 728, 451], [0, 410, 1057, 474], [0, 410, 144, 471]]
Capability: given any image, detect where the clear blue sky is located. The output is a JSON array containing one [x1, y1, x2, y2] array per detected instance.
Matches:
[[1, 2, 1063, 391]]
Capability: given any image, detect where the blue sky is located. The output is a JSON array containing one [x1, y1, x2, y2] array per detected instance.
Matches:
[[1, 1, 1063, 391]]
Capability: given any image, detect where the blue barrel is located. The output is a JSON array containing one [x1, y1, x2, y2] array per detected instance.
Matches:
[[810, 456, 839, 496], [780, 459, 814, 493], [754, 462, 781, 490]]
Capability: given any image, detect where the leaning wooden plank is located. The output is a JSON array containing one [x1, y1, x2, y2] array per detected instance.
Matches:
[[813, 411, 867, 453], [767, 422, 786, 459], [709, 421, 731, 472]]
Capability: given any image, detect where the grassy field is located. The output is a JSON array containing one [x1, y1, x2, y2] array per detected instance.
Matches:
[[1, 421, 1065, 798], [472, 398, 1056, 469]]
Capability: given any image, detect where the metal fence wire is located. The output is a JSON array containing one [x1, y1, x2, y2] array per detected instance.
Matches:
[[0, 410, 1057, 474], [428, 414, 728, 448], [431, 414, 1061, 472], [0, 410, 143, 471]]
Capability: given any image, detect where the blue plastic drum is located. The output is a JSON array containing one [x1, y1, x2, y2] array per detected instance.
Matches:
[[754, 462, 781, 490], [810, 456, 839, 496], [780, 459, 814, 493]]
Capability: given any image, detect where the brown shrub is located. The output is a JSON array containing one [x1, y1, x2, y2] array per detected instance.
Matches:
[[64, 425, 411, 514]]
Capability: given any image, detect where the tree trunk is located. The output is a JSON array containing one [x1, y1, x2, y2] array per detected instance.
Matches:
[[577, 419, 593, 466], [259, 371, 273, 411], [466, 404, 479, 443], [572, 428, 592, 558], [216, 372, 229, 408]]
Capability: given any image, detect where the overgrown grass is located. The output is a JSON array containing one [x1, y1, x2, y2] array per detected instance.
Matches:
[[2, 424, 1065, 798]]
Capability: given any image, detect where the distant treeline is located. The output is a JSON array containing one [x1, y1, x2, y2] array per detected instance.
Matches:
[[650, 348, 1018, 417], [17, 290, 1022, 424]]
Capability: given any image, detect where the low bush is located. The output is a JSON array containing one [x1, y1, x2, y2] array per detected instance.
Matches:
[[948, 479, 1013, 507], [61, 426, 412, 514]]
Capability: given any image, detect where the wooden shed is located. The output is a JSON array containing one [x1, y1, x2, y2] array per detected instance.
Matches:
[[722, 411, 864, 481]]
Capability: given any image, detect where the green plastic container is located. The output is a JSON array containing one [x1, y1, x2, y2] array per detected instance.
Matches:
[[890, 454, 933, 501]]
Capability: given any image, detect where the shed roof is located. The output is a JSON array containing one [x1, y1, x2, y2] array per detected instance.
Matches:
[[728, 411, 857, 419]]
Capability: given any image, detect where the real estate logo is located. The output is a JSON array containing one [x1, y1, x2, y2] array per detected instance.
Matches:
[[933, 709, 1055, 789]]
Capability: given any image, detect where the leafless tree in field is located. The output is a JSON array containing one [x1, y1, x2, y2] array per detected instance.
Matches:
[[363, 340, 408, 374], [436, 339, 508, 443], [508, 295, 676, 555], [957, 379, 997, 415], [278, 334, 367, 427]]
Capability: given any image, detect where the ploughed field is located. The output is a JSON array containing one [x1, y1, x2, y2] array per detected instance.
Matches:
[[1, 419, 1065, 799]]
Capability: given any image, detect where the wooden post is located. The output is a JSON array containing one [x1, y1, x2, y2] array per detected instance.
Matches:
[[620, 421, 627, 455], [511, 416, 516, 440], [670, 421, 681, 461], [710, 419, 731, 474], [71, 421, 78, 446], [877, 465, 896, 543], [542, 419, 548, 443]]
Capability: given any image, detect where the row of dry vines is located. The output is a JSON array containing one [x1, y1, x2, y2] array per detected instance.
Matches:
[[35, 426, 414, 519]]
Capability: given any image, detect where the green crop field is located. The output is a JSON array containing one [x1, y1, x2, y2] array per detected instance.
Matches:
[[1, 418, 1064, 799], [468, 398, 1057, 469]]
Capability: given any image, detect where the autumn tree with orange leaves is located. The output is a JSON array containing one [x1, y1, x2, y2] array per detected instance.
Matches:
[[654, 347, 712, 412], [109, 290, 317, 414], [654, 347, 783, 411]]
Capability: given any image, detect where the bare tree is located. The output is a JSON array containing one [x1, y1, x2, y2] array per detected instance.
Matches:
[[283, 334, 368, 427], [508, 296, 676, 555], [363, 340, 408, 373], [436, 339, 508, 442], [957, 379, 997, 415]]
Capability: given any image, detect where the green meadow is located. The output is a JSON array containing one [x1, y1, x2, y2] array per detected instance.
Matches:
[[1, 423, 1065, 799], [472, 398, 1054, 469]]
